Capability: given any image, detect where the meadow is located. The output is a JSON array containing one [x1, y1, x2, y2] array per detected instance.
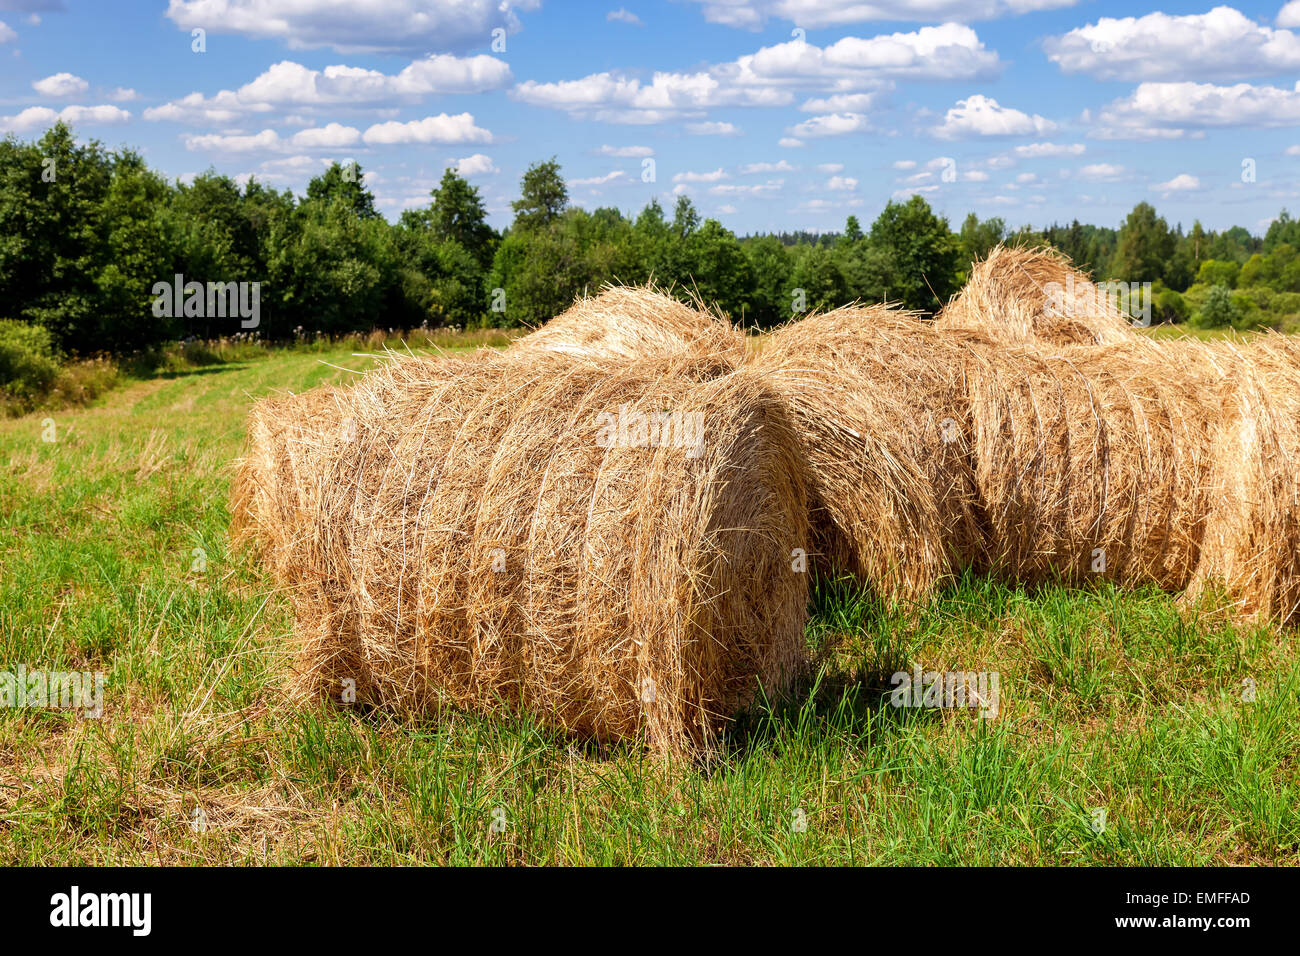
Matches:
[[1, 333, 1296, 865]]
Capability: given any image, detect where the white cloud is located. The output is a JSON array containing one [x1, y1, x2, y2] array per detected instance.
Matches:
[[571, 169, 626, 186], [716, 203, 738, 214], [148, 54, 511, 123], [826, 175, 858, 190], [778, 136, 804, 147], [673, 168, 729, 183], [454, 153, 498, 176], [740, 160, 796, 173], [799, 92, 879, 113], [362, 112, 494, 145], [1093, 81, 1300, 137], [290, 122, 361, 148], [817, 162, 844, 172], [1287, 144, 1300, 155], [513, 71, 786, 123], [963, 170, 990, 181], [709, 179, 783, 196], [182, 128, 283, 153], [892, 159, 917, 169], [1282, 2, 1300, 29], [597, 144, 653, 156], [512, 22, 998, 124], [686, 120, 740, 135], [164, 0, 539, 54], [1013, 141, 1085, 158], [684, 0, 1075, 30], [607, 7, 643, 25], [722, 23, 1001, 88], [108, 87, 138, 102], [932, 94, 1057, 139], [0, 104, 131, 133], [1152, 173, 1201, 193], [1077, 163, 1126, 182], [787, 111, 870, 137], [33, 73, 88, 97], [0, 20, 15, 44], [1046, 8, 1300, 82]]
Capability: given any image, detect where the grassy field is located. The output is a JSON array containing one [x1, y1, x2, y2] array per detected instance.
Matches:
[[1, 339, 1297, 865]]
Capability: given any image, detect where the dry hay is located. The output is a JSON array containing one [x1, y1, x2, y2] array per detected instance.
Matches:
[[964, 339, 1223, 590], [243, 348, 810, 754], [751, 305, 986, 605], [513, 284, 746, 370], [230, 384, 352, 575], [1189, 334, 1300, 624], [939, 244, 1141, 347]]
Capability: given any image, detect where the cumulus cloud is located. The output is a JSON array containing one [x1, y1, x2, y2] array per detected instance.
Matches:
[[453, 153, 498, 176], [1092, 80, 1300, 137], [932, 94, 1057, 139], [683, 0, 1075, 30], [0, 104, 131, 133], [511, 22, 998, 124], [740, 160, 796, 173], [0, 20, 15, 44], [1152, 173, 1201, 193], [164, 0, 540, 54], [362, 112, 494, 145], [1077, 163, 1126, 181], [1046, 7, 1300, 82], [1282, 1, 1300, 28], [787, 111, 870, 137], [826, 175, 858, 190], [147, 54, 511, 123], [32, 73, 88, 97]]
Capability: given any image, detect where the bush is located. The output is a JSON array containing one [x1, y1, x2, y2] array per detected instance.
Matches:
[[0, 319, 62, 400], [1154, 287, 1189, 323], [1192, 284, 1239, 329]]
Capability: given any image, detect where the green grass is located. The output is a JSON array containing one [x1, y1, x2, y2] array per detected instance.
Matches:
[[1, 342, 1297, 865]]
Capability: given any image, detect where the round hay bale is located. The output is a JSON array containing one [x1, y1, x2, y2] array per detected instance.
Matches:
[[965, 340, 1220, 589], [751, 305, 986, 605], [939, 244, 1141, 346], [230, 384, 352, 569], [1190, 334, 1300, 624], [289, 350, 810, 753], [513, 284, 746, 370]]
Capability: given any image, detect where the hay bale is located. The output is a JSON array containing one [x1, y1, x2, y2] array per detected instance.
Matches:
[[964, 340, 1221, 589], [268, 349, 809, 753], [513, 284, 746, 370], [230, 384, 352, 571], [751, 305, 986, 605], [939, 244, 1140, 346], [1190, 335, 1300, 623]]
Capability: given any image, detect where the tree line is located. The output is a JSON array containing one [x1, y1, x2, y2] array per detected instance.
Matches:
[[4, 122, 1300, 359]]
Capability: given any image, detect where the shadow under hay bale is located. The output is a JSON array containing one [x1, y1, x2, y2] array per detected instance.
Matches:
[[938, 244, 1141, 347], [751, 305, 987, 606], [236, 348, 811, 754], [512, 284, 746, 371]]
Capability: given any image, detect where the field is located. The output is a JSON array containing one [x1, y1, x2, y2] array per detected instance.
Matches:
[[1, 338, 1298, 865]]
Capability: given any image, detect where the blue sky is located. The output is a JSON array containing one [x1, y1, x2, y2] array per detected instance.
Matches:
[[2, 0, 1299, 235]]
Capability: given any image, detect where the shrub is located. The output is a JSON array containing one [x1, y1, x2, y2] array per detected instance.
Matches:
[[0, 319, 62, 400], [1192, 284, 1239, 329]]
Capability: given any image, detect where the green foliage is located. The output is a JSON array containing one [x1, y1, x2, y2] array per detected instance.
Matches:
[[0, 319, 61, 400], [1196, 259, 1240, 289], [511, 157, 568, 231], [1194, 284, 1240, 329], [867, 196, 961, 313], [1154, 286, 1189, 324]]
